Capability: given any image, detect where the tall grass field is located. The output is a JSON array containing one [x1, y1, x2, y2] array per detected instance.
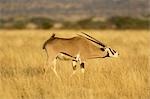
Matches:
[[0, 30, 149, 99]]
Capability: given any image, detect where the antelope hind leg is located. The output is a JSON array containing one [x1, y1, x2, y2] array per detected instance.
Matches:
[[51, 58, 61, 81]]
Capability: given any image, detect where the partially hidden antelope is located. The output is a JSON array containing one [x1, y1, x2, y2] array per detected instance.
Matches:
[[43, 32, 119, 79]]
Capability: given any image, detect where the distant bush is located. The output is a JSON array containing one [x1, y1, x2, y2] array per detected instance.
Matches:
[[0, 18, 28, 29], [77, 18, 93, 29], [108, 16, 149, 29], [0, 16, 149, 29], [76, 18, 109, 29], [12, 20, 27, 29], [0, 19, 5, 28], [62, 21, 79, 29], [62, 18, 110, 29], [30, 17, 53, 29]]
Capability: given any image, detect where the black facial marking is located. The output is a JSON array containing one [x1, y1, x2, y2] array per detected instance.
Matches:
[[113, 49, 116, 53], [72, 59, 78, 62], [109, 48, 114, 55], [80, 63, 84, 68], [106, 52, 109, 57]]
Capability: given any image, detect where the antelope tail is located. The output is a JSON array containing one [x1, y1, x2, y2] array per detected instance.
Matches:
[[42, 33, 55, 49]]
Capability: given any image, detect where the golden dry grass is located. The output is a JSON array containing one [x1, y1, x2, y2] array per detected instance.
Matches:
[[0, 30, 149, 99]]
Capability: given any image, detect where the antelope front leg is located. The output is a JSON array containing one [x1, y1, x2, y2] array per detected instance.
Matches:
[[80, 62, 85, 73], [70, 60, 77, 78], [77, 56, 85, 73], [75, 54, 85, 73]]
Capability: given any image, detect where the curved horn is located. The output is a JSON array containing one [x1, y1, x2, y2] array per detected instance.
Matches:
[[78, 34, 105, 47], [81, 32, 106, 47]]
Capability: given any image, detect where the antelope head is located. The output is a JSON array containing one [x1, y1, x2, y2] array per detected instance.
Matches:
[[80, 32, 119, 58]]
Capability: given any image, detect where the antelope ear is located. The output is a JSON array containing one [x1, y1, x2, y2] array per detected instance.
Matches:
[[100, 48, 105, 51]]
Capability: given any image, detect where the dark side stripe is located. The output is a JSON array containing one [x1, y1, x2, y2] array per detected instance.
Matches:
[[60, 52, 76, 58]]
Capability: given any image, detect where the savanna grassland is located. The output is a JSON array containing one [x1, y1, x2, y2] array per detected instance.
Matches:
[[0, 30, 149, 99]]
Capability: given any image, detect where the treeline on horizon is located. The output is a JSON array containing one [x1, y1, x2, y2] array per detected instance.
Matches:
[[0, 16, 149, 29]]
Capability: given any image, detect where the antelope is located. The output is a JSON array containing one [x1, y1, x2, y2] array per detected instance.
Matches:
[[43, 32, 119, 79]]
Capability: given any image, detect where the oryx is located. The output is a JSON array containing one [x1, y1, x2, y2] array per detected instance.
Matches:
[[43, 32, 119, 79]]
